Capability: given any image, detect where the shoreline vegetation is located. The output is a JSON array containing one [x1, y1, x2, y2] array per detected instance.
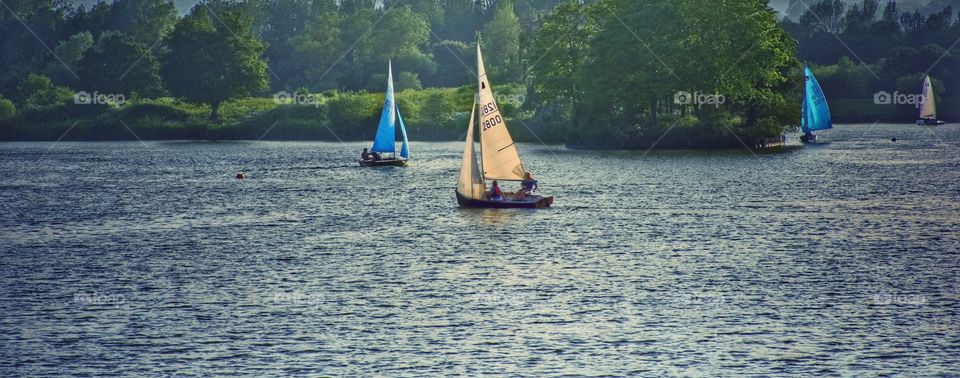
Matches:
[[1, 0, 957, 149], [0, 84, 570, 144], [1, 86, 954, 147], [0, 94, 955, 147]]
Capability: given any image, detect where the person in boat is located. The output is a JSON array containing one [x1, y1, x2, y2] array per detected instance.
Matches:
[[515, 172, 539, 200], [361, 148, 383, 161], [489, 181, 504, 201]]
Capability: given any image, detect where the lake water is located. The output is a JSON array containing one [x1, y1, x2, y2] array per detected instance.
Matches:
[[1, 123, 958, 376]]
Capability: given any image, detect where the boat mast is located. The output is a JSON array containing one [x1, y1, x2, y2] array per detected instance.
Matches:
[[475, 98, 485, 184], [802, 65, 808, 134], [389, 60, 397, 159]]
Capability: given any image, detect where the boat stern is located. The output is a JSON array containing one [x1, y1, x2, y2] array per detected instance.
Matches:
[[360, 159, 407, 167], [455, 190, 553, 209]]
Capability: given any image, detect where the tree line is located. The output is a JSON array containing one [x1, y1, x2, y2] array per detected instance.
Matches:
[[783, 0, 959, 99], [529, 0, 800, 147], [1, 0, 955, 146], [0, 0, 565, 120]]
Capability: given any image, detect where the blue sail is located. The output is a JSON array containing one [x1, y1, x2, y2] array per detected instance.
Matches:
[[398, 109, 410, 159], [371, 63, 396, 153], [802, 66, 832, 133]]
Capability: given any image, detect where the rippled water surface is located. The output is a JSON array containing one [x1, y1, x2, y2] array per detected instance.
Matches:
[[2, 124, 959, 376]]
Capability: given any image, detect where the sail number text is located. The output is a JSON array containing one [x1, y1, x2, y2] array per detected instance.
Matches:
[[481, 102, 502, 131], [482, 115, 503, 131], [481, 102, 498, 116]]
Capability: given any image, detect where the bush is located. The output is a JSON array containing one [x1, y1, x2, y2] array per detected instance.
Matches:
[[395, 71, 422, 91], [122, 103, 190, 121], [0, 98, 15, 120], [17, 74, 74, 110], [0, 85, 564, 142], [326, 92, 381, 131]]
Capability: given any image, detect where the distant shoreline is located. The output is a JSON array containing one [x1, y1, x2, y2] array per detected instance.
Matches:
[[2, 97, 952, 148]]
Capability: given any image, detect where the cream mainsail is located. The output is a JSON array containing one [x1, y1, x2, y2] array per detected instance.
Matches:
[[457, 100, 486, 200], [477, 44, 525, 181], [920, 75, 937, 120]]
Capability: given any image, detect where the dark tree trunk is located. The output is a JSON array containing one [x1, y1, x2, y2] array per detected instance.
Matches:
[[209, 99, 222, 122], [649, 97, 659, 129]]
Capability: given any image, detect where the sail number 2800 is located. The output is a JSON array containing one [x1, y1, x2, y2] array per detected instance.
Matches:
[[481, 102, 502, 131], [482, 115, 503, 131]]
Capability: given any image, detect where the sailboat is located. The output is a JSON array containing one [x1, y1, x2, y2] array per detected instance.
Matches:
[[917, 75, 946, 125], [360, 61, 410, 167], [800, 65, 832, 143], [455, 44, 553, 209]]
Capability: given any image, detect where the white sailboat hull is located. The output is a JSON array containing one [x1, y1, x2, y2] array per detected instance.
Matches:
[[916, 119, 946, 126]]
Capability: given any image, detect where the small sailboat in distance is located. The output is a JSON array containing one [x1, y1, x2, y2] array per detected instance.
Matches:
[[917, 75, 946, 125], [800, 65, 832, 143], [455, 44, 553, 209], [360, 61, 410, 167]]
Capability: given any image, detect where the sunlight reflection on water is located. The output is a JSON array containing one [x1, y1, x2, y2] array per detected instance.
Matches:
[[1, 124, 959, 375]]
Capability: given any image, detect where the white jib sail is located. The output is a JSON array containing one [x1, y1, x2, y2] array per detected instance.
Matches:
[[457, 100, 486, 200], [477, 44, 525, 181]]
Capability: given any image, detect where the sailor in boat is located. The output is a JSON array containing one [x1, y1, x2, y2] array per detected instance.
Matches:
[[515, 172, 539, 200], [361, 148, 381, 162], [489, 181, 505, 201]]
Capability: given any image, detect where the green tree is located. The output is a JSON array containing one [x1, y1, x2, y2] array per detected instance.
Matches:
[[76, 32, 164, 97], [896, 73, 944, 97], [250, 0, 320, 91], [395, 0, 444, 25], [0, 97, 15, 120], [799, 0, 845, 34], [0, 5, 67, 94], [290, 12, 343, 90], [16, 74, 73, 110], [580, 0, 682, 136], [107, 0, 178, 45], [676, 0, 798, 133], [882, 44, 955, 81], [554, 0, 799, 147], [427, 40, 472, 87], [161, 6, 268, 121], [482, 0, 522, 81], [343, 6, 433, 89], [813, 57, 879, 99], [400, 72, 424, 91], [528, 0, 598, 127], [44, 31, 94, 84]]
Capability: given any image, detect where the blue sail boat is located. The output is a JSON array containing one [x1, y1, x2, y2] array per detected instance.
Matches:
[[360, 61, 410, 167], [800, 65, 832, 143]]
